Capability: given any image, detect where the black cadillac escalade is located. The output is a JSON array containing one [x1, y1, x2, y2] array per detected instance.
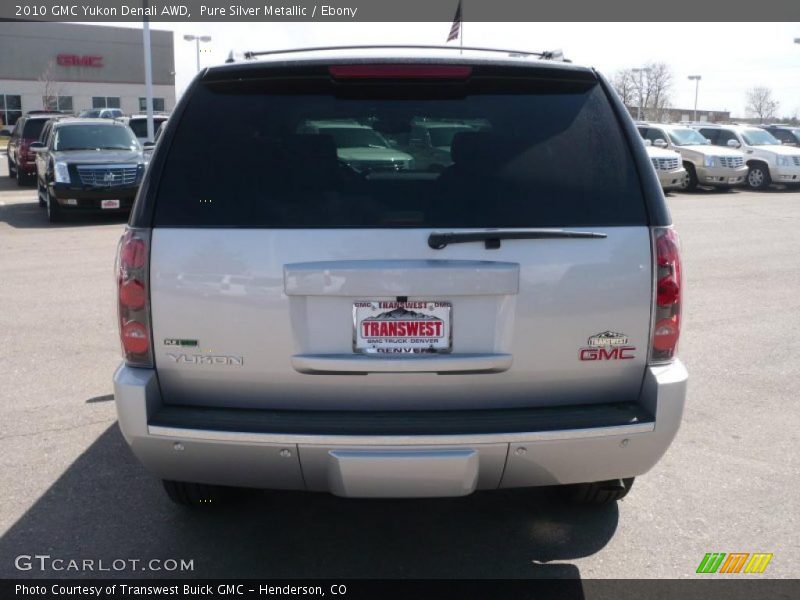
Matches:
[[30, 118, 151, 222]]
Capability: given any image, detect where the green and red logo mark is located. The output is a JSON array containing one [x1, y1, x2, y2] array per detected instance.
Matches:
[[697, 552, 773, 574]]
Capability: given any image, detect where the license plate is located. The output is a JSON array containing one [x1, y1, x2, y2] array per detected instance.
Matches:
[[353, 300, 452, 355], [101, 199, 120, 209]]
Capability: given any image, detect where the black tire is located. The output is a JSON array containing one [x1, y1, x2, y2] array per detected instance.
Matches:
[[681, 164, 698, 192], [561, 478, 635, 505], [46, 189, 63, 223], [162, 480, 228, 507], [746, 163, 771, 190], [7, 154, 15, 177]]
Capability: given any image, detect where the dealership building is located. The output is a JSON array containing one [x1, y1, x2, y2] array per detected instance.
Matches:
[[0, 22, 175, 127]]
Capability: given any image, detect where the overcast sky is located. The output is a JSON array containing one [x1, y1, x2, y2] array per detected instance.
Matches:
[[101, 21, 800, 117]]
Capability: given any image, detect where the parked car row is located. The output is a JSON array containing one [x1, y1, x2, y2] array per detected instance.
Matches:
[[6, 106, 798, 230], [7, 112, 154, 222], [637, 121, 800, 192]]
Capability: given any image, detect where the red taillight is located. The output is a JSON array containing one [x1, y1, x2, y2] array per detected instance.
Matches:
[[120, 237, 146, 269], [651, 228, 682, 362], [117, 228, 152, 366], [329, 64, 472, 80], [119, 279, 146, 310], [653, 316, 680, 351], [657, 276, 680, 306], [121, 321, 149, 355]]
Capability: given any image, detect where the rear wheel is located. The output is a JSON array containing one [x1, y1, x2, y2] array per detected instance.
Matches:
[[162, 480, 229, 507], [560, 478, 635, 505], [746, 164, 771, 190], [681, 164, 698, 192], [7, 155, 15, 177]]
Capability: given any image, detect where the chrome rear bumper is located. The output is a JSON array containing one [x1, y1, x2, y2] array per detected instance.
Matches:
[[114, 360, 687, 497]]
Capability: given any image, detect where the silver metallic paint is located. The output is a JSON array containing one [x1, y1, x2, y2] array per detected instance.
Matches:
[[149, 227, 653, 410], [113, 360, 686, 495]]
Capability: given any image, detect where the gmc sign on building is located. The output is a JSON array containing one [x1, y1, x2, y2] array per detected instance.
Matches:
[[0, 21, 175, 126], [56, 54, 104, 67]]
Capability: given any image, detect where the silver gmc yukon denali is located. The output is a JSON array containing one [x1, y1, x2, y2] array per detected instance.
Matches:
[[114, 48, 687, 507]]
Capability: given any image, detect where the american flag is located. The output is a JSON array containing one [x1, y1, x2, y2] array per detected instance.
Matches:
[[447, 1, 462, 43]]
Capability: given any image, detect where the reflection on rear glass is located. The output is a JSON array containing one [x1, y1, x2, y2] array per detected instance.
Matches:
[[153, 82, 647, 229]]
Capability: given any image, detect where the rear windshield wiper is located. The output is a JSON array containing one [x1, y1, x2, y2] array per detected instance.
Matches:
[[428, 229, 607, 250]]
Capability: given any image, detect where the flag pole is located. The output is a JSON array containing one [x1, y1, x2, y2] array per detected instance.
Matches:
[[446, 0, 463, 51], [460, 2, 463, 55]]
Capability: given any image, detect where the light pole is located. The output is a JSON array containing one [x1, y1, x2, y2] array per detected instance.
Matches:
[[142, 20, 154, 141], [184, 34, 212, 72], [688, 75, 702, 122], [632, 67, 652, 121]]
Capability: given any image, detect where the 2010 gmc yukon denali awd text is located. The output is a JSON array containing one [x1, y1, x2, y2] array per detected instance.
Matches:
[[113, 49, 687, 507]]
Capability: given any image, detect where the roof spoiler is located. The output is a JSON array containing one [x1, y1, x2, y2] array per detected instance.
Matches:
[[224, 44, 569, 62]]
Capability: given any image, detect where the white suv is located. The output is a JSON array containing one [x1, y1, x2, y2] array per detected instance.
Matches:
[[643, 141, 687, 191], [119, 114, 169, 144], [694, 124, 800, 190], [637, 123, 747, 191], [113, 49, 687, 508]]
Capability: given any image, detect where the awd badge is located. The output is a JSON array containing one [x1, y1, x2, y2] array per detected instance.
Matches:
[[163, 338, 198, 347]]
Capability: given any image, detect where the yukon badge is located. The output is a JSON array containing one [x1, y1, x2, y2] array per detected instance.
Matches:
[[167, 353, 244, 366], [580, 331, 635, 361]]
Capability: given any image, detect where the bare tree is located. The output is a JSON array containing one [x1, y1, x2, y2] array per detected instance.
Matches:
[[745, 86, 779, 121], [611, 68, 638, 107], [639, 62, 673, 121], [38, 60, 64, 111], [613, 62, 673, 121]]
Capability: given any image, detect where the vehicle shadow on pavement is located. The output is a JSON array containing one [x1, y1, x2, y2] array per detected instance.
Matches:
[[673, 185, 797, 196], [761, 185, 800, 193], [0, 424, 618, 580], [0, 176, 23, 193], [0, 198, 129, 229], [672, 187, 739, 196]]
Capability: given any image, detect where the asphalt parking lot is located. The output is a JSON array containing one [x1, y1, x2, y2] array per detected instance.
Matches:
[[0, 158, 798, 580]]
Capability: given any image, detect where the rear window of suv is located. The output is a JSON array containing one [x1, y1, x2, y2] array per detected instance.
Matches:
[[151, 68, 647, 228], [22, 119, 47, 139], [129, 118, 167, 138]]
